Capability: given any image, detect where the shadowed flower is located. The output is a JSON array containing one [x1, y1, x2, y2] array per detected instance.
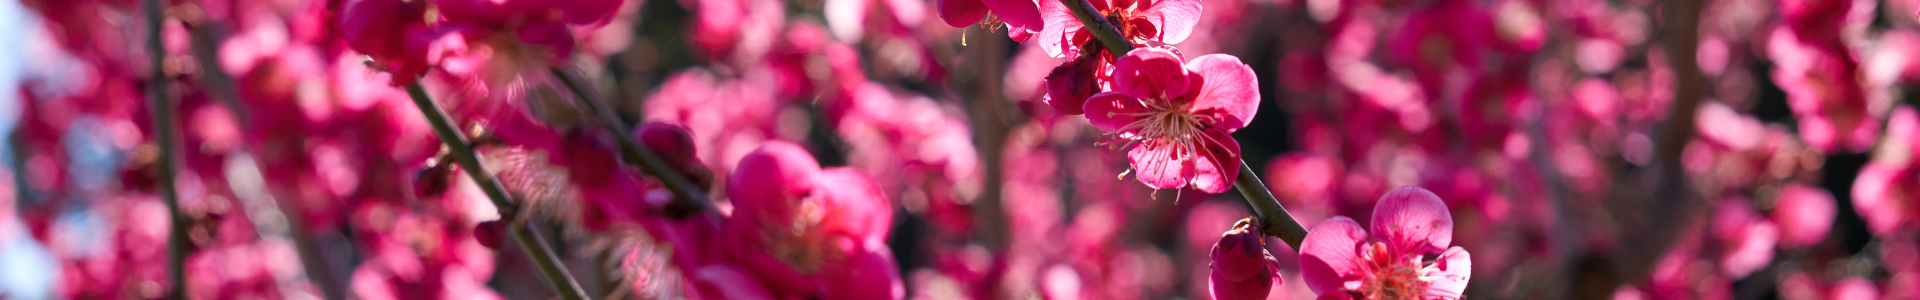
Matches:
[[1208, 218, 1282, 300], [1083, 48, 1257, 193], [1300, 186, 1471, 300]]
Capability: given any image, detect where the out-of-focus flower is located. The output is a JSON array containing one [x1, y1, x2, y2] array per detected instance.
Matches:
[[1772, 184, 1835, 248], [1082, 48, 1257, 193], [724, 142, 905, 299], [937, 0, 1042, 41], [1709, 197, 1775, 279], [1299, 186, 1471, 299], [1207, 218, 1281, 300], [1854, 106, 1920, 237], [1036, 0, 1200, 57]]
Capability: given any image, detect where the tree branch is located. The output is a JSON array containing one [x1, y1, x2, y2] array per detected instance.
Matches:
[[1233, 161, 1308, 249], [141, 0, 188, 298], [548, 68, 711, 218], [1058, 0, 1135, 57], [1057, 0, 1308, 248], [403, 83, 593, 300]]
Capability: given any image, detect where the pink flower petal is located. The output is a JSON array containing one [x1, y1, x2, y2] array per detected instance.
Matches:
[[1083, 92, 1149, 134], [560, 0, 625, 25], [981, 0, 1043, 33], [1037, 0, 1084, 57], [1851, 162, 1910, 236], [688, 263, 779, 300], [938, 0, 988, 28], [820, 240, 907, 300], [815, 168, 895, 244], [1422, 246, 1473, 298], [1184, 54, 1260, 131], [1299, 217, 1368, 295], [726, 141, 822, 228], [1140, 0, 1200, 44], [1773, 184, 1835, 247], [516, 21, 578, 63], [1369, 186, 1455, 256], [1112, 47, 1192, 100], [1126, 138, 1199, 190], [1187, 130, 1240, 193]]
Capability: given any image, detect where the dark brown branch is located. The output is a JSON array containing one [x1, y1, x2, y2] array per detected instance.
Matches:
[[141, 0, 188, 298]]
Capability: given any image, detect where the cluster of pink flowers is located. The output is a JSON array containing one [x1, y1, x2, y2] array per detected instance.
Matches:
[[13, 0, 1920, 297]]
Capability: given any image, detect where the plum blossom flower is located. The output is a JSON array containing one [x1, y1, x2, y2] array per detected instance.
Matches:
[[1853, 106, 1920, 236], [1083, 48, 1258, 193], [1036, 0, 1201, 58], [1772, 184, 1835, 248], [938, 0, 1043, 41], [1208, 218, 1282, 300], [724, 141, 905, 299], [1300, 186, 1471, 299]]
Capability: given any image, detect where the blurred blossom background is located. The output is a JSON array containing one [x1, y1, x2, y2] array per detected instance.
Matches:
[[0, 0, 1917, 298]]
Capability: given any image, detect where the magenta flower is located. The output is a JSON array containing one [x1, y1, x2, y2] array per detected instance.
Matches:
[[1036, 0, 1201, 58], [1208, 218, 1282, 300], [938, 0, 1043, 41], [1772, 184, 1835, 248], [1300, 186, 1471, 299], [1082, 48, 1258, 193], [724, 141, 903, 298], [1853, 106, 1920, 236]]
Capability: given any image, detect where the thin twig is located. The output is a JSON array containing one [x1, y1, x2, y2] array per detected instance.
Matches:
[[548, 68, 711, 217], [1055, 0, 1308, 247], [403, 83, 593, 300], [141, 0, 188, 298], [1057, 0, 1134, 57]]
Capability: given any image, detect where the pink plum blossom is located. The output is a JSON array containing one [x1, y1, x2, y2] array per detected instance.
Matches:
[[1299, 186, 1471, 299], [1082, 48, 1258, 193], [937, 0, 1043, 41]]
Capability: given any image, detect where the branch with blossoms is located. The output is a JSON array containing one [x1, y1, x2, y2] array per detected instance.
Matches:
[[1045, 0, 1306, 249], [398, 83, 592, 300]]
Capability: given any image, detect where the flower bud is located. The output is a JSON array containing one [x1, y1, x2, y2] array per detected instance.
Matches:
[[639, 121, 714, 187], [1043, 55, 1103, 115], [474, 220, 504, 250], [1209, 218, 1282, 300]]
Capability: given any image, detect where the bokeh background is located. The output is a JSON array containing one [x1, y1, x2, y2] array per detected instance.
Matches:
[[0, 0, 1917, 298]]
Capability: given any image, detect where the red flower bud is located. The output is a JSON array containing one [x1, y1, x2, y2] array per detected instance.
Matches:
[[1209, 217, 1282, 300]]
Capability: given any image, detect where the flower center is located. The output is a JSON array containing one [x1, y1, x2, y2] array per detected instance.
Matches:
[[1107, 98, 1225, 165], [1355, 242, 1460, 300], [764, 195, 836, 273], [1105, 8, 1142, 42]]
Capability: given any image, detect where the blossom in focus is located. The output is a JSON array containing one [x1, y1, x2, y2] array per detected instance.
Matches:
[[1083, 48, 1257, 193], [1300, 186, 1471, 299], [1208, 218, 1282, 300]]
